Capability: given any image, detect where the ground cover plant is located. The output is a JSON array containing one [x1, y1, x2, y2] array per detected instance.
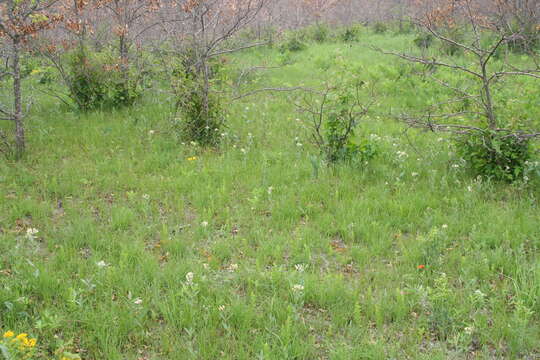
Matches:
[[1, 1, 540, 359]]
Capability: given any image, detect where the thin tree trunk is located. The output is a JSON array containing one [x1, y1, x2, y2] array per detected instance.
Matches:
[[119, 34, 130, 96], [12, 38, 24, 158], [481, 60, 496, 130]]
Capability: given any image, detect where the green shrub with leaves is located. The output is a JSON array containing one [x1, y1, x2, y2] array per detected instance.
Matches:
[[414, 33, 434, 49], [340, 25, 363, 42], [297, 79, 376, 164], [171, 64, 225, 146], [279, 36, 307, 53], [456, 131, 533, 182], [310, 24, 330, 43], [373, 22, 387, 34], [66, 49, 143, 111], [439, 29, 465, 56]]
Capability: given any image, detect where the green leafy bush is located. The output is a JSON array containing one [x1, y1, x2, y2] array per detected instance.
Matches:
[[414, 33, 434, 49], [279, 36, 307, 53], [456, 131, 533, 182], [340, 25, 363, 42], [299, 79, 377, 164], [67, 49, 143, 111], [171, 64, 225, 146], [373, 22, 387, 34], [439, 29, 465, 56], [310, 24, 330, 43]]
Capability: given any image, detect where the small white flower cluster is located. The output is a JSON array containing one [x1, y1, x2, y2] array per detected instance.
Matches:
[[292, 284, 304, 292], [26, 228, 39, 240], [396, 151, 408, 159], [96, 260, 109, 268], [294, 264, 306, 272], [226, 263, 238, 272], [185, 272, 194, 286]]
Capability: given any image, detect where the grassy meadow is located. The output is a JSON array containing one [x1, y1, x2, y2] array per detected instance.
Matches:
[[1, 29, 540, 359]]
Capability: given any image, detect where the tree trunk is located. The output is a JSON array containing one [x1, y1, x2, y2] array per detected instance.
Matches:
[[481, 60, 496, 130], [119, 34, 130, 98], [12, 38, 25, 158]]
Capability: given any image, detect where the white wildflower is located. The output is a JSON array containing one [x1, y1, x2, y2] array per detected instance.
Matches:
[[96, 260, 108, 268], [294, 264, 306, 272], [185, 272, 194, 285], [227, 263, 238, 272], [292, 284, 304, 292], [133, 298, 143, 305], [201, 221, 208, 227], [396, 151, 408, 159], [26, 228, 39, 240]]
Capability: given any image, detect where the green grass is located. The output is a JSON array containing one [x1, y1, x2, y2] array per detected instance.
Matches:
[[1, 30, 539, 359]]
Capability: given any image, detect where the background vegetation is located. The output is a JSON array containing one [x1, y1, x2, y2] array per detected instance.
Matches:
[[1, 0, 539, 359]]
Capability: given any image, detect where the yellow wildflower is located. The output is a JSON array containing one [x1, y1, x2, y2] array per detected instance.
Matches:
[[187, 156, 198, 161], [16, 333, 28, 341], [3, 330, 14, 338], [27, 338, 37, 347]]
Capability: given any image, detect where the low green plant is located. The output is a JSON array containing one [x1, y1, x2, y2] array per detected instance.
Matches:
[[279, 36, 307, 53], [414, 33, 434, 49], [439, 29, 465, 56], [310, 23, 330, 43], [373, 22, 387, 34], [456, 131, 533, 182], [340, 25, 364, 42]]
